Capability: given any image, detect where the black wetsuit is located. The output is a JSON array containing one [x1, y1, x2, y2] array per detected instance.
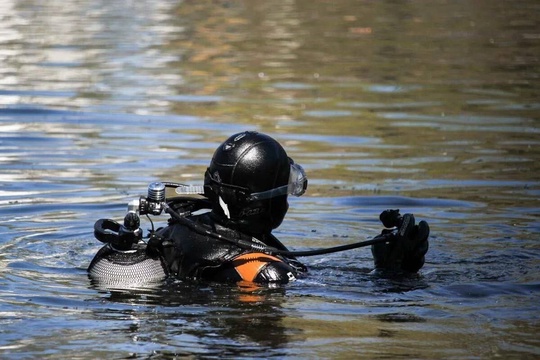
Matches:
[[156, 212, 306, 284], [88, 200, 427, 287]]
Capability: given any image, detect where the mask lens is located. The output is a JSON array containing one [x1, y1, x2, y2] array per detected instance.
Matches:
[[245, 160, 308, 201], [288, 162, 307, 197]]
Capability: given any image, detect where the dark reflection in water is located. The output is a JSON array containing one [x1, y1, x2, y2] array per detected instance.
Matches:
[[1, 0, 539, 358], [88, 282, 296, 358]]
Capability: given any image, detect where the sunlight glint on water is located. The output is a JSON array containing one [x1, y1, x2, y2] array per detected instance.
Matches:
[[0, 0, 539, 358]]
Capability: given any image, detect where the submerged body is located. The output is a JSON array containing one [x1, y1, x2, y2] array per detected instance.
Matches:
[[88, 210, 306, 287], [87, 203, 428, 288]]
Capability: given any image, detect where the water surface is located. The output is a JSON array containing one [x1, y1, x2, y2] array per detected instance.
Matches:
[[1, 0, 539, 358]]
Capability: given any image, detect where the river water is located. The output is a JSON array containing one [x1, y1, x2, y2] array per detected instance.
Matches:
[[1, 0, 539, 358]]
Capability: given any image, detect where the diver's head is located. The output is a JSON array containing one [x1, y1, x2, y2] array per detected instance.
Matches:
[[204, 131, 307, 235]]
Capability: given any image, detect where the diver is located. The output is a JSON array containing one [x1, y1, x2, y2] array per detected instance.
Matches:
[[88, 131, 429, 287]]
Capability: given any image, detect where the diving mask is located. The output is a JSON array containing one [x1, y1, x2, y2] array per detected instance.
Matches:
[[247, 160, 308, 201]]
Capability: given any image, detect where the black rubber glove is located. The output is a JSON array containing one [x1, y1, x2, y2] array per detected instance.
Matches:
[[371, 210, 430, 273]]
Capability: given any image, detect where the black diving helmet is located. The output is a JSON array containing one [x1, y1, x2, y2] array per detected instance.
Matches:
[[203, 131, 308, 234]]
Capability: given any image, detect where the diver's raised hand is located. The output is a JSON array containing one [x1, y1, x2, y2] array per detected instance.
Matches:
[[371, 210, 430, 273]]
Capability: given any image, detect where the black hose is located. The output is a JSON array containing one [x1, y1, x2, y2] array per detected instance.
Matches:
[[271, 235, 392, 257], [162, 202, 394, 258]]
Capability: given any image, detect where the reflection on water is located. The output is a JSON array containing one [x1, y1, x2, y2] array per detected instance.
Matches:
[[1, 0, 539, 358]]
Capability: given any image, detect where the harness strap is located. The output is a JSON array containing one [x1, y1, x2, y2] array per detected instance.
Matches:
[[231, 253, 282, 282]]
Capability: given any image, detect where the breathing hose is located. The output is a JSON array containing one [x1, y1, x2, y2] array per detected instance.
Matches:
[[162, 202, 396, 258]]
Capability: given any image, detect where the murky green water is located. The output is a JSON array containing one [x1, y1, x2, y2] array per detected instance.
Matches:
[[1, 0, 539, 358]]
